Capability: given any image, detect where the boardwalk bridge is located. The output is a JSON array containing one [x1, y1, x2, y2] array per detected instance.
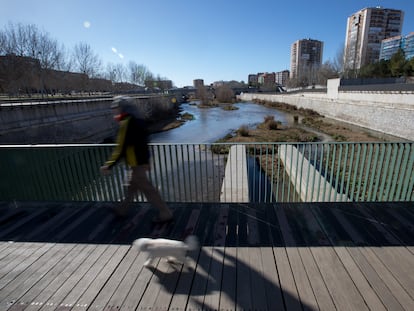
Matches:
[[0, 141, 413, 310]]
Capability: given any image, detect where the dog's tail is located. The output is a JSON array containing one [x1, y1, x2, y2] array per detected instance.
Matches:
[[184, 235, 199, 251]]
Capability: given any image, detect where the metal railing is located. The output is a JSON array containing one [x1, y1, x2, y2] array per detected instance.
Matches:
[[0, 142, 413, 203]]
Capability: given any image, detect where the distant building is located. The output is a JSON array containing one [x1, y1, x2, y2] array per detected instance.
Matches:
[[290, 39, 323, 81], [193, 79, 204, 89], [258, 72, 276, 87], [275, 70, 290, 86], [343, 7, 404, 71], [380, 32, 414, 60], [248, 74, 258, 86]]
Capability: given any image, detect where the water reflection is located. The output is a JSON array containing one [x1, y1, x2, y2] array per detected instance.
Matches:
[[151, 101, 291, 143]]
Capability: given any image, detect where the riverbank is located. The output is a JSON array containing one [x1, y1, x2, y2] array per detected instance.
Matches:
[[151, 100, 401, 143]]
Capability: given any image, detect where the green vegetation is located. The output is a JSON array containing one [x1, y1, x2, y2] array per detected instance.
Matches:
[[347, 50, 414, 78], [180, 112, 194, 120]]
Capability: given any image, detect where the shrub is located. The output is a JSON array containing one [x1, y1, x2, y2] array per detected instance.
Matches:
[[267, 120, 281, 130], [238, 125, 249, 137]]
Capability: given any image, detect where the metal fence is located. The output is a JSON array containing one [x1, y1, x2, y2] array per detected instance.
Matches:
[[0, 142, 413, 203]]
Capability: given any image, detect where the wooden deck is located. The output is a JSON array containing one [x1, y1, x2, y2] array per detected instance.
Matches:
[[0, 201, 413, 310]]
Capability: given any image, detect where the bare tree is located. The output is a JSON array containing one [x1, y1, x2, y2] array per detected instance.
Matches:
[[332, 44, 345, 74], [106, 63, 117, 83], [128, 61, 152, 85], [72, 42, 102, 78]]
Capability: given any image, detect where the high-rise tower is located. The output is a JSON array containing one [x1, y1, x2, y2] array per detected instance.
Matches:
[[343, 7, 404, 72], [290, 39, 323, 82]]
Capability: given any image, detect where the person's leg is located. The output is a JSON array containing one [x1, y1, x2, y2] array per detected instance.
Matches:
[[129, 165, 173, 221], [113, 169, 135, 216]]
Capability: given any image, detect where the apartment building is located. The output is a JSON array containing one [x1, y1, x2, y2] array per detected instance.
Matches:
[[380, 32, 414, 60], [290, 39, 323, 80], [275, 70, 290, 86], [343, 7, 404, 71]]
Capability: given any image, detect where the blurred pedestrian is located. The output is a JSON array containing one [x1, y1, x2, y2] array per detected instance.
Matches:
[[100, 96, 173, 223]]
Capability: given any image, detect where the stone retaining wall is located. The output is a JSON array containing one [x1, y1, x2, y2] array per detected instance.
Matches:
[[239, 79, 414, 141]]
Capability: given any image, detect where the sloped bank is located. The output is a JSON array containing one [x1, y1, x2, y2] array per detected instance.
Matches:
[[238, 78, 414, 141]]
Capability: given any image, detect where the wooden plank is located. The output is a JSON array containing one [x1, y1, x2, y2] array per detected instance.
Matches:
[[272, 247, 302, 311], [333, 247, 387, 311], [18, 244, 94, 311], [185, 246, 213, 310], [235, 247, 252, 310], [259, 247, 285, 311], [47, 245, 113, 309], [297, 247, 336, 311], [121, 205, 193, 310], [86, 246, 137, 310], [53, 208, 98, 242], [116, 257, 159, 311], [0, 243, 43, 277], [23, 207, 82, 241], [38, 244, 108, 311], [327, 205, 413, 309], [248, 247, 270, 310], [168, 208, 202, 310], [370, 204, 414, 246], [202, 246, 225, 311], [70, 245, 129, 311], [357, 206, 414, 297], [151, 205, 205, 309], [359, 247, 413, 310], [277, 207, 319, 310], [367, 246, 414, 298], [310, 206, 370, 310], [245, 205, 261, 246], [105, 250, 155, 310], [0, 243, 56, 292], [217, 204, 237, 311], [137, 256, 179, 310], [0, 244, 72, 309], [219, 246, 237, 311], [300, 208, 379, 311], [0, 241, 15, 259], [184, 204, 220, 310], [310, 246, 369, 310], [109, 205, 152, 243], [201, 204, 230, 310], [0, 209, 47, 239]]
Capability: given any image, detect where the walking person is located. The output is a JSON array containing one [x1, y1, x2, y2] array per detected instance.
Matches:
[[100, 96, 174, 224]]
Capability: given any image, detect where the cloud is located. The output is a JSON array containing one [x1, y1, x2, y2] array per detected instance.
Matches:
[[83, 21, 91, 28], [111, 47, 118, 53]]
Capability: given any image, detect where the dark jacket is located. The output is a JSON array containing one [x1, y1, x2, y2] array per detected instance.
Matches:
[[105, 114, 150, 168]]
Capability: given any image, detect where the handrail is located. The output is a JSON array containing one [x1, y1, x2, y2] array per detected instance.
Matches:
[[0, 142, 412, 203]]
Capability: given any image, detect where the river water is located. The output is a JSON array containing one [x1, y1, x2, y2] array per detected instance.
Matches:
[[148, 101, 292, 202], [151, 101, 292, 143]]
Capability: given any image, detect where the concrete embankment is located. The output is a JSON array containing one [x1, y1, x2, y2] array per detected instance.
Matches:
[[238, 78, 414, 141], [0, 95, 177, 144], [279, 144, 349, 202], [220, 145, 249, 202]]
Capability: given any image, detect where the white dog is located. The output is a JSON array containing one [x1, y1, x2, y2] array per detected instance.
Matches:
[[133, 235, 199, 267]]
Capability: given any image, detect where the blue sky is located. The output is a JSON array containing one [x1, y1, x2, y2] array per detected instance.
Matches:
[[2, 0, 414, 87]]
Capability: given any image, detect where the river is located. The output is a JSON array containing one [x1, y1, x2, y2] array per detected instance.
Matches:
[[150, 101, 292, 143], [148, 101, 294, 202]]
